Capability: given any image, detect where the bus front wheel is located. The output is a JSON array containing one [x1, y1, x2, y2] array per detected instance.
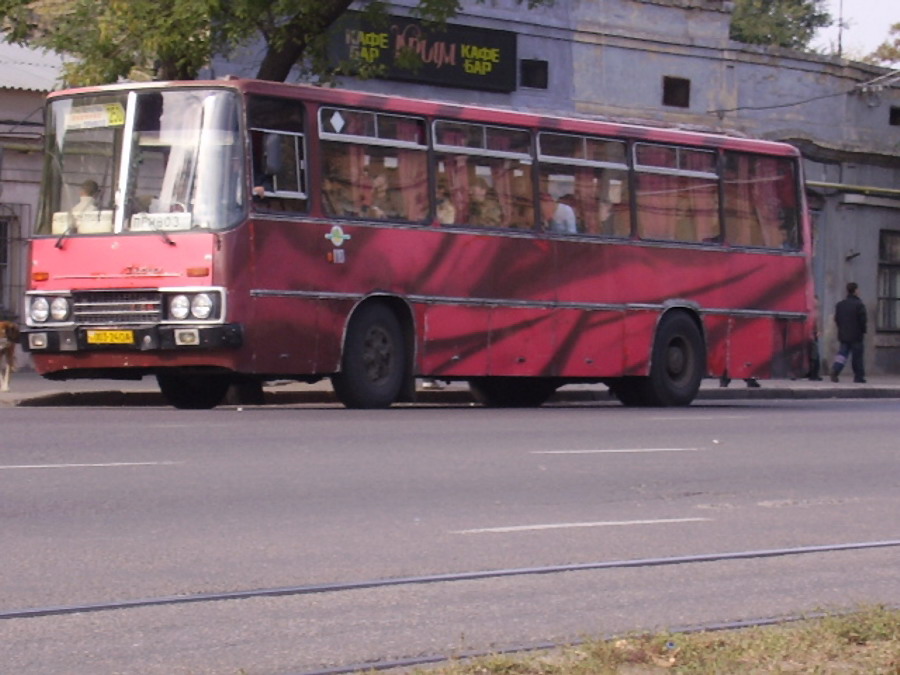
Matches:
[[156, 371, 230, 410], [332, 303, 405, 409]]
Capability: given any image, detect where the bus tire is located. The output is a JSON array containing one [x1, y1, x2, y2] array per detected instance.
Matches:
[[645, 312, 705, 407], [608, 377, 649, 407], [156, 371, 230, 410], [332, 303, 405, 409], [468, 377, 558, 407]]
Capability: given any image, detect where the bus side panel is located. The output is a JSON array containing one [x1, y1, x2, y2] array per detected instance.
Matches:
[[554, 309, 626, 378], [727, 317, 776, 380], [622, 310, 656, 376], [707, 315, 809, 381], [775, 318, 810, 378], [247, 297, 320, 374], [487, 307, 558, 376], [315, 298, 356, 373], [702, 314, 731, 377], [421, 305, 491, 376]]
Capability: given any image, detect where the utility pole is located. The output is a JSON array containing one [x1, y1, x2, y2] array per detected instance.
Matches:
[[837, 0, 844, 57]]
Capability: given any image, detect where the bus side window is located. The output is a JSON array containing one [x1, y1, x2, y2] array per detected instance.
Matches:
[[247, 96, 308, 213], [536, 133, 631, 237], [385, 149, 427, 221], [322, 143, 358, 218], [635, 144, 719, 243], [724, 153, 799, 250], [435, 154, 532, 229]]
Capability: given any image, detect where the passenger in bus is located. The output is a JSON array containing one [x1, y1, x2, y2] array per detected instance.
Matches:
[[360, 172, 401, 219], [540, 192, 577, 234], [322, 174, 356, 217], [598, 199, 616, 234], [252, 165, 274, 199], [436, 185, 456, 224], [467, 177, 502, 227], [72, 180, 100, 215], [559, 194, 582, 231]]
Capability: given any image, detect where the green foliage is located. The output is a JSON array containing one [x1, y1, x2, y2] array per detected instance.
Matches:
[[866, 23, 900, 66], [0, 0, 553, 85], [427, 607, 900, 675], [730, 0, 831, 51]]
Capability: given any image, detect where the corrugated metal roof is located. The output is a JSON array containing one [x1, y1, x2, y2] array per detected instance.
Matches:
[[0, 38, 64, 92]]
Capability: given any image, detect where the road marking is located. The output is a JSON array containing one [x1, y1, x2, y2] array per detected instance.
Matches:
[[651, 415, 748, 421], [0, 461, 182, 470], [532, 448, 702, 455], [453, 517, 711, 534]]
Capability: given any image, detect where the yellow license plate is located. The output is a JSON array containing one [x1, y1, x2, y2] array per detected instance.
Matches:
[[87, 330, 135, 345]]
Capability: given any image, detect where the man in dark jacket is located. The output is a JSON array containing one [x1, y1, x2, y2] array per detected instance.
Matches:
[[830, 282, 867, 383]]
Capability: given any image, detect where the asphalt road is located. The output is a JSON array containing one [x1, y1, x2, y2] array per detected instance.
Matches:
[[2, 399, 899, 673]]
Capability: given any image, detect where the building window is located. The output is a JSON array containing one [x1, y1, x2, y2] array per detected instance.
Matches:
[[0, 216, 9, 317], [877, 230, 900, 330], [663, 76, 691, 108], [521, 59, 549, 89], [891, 107, 900, 126]]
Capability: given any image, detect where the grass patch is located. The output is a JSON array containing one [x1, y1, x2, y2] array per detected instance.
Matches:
[[423, 606, 900, 674]]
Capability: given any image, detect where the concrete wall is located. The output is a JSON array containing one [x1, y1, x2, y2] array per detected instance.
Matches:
[[0, 87, 45, 322], [332, 0, 900, 374], [9, 0, 899, 374]]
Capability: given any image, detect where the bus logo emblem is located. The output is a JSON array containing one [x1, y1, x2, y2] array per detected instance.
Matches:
[[325, 225, 351, 247]]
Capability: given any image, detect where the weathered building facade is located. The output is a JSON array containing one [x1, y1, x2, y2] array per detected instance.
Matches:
[[0, 40, 61, 327], [314, 0, 900, 374], [3, 0, 899, 373]]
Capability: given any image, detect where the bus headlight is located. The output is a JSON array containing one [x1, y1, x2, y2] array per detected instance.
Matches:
[[169, 295, 191, 320], [50, 297, 71, 321], [166, 291, 221, 321], [30, 297, 50, 323], [191, 293, 213, 320]]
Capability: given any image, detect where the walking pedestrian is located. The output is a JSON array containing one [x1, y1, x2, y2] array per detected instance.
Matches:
[[830, 282, 867, 383]]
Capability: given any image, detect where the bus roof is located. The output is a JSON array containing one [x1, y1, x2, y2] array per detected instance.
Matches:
[[48, 77, 801, 158]]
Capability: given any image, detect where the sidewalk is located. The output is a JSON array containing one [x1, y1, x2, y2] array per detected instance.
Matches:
[[3, 370, 900, 407]]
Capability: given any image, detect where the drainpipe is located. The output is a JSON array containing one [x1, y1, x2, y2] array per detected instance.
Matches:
[[806, 181, 900, 198]]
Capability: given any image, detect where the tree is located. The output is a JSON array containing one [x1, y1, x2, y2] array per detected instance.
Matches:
[[866, 23, 900, 66], [729, 0, 830, 51], [1, 0, 553, 85], [1, 0, 220, 82]]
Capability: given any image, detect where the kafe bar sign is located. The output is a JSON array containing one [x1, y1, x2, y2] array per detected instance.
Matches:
[[328, 13, 518, 93]]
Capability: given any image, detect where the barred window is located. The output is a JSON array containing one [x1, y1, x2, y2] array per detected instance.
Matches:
[[878, 231, 900, 330]]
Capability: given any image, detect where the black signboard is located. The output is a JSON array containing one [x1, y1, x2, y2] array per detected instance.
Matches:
[[328, 13, 518, 93]]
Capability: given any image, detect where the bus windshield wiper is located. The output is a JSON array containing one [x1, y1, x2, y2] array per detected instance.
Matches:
[[146, 220, 177, 246], [54, 225, 74, 249]]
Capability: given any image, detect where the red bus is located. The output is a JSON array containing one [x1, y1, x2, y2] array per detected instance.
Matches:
[[22, 78, 815, 409]]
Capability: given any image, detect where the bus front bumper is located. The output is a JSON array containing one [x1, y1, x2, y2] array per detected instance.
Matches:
[[22, 323, 243, 353]]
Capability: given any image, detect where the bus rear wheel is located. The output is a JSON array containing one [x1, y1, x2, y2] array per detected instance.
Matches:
[[645, 312, 705, 406], [332, 303, 405, 409], [156, 371, 230, 409], [468, 377, 558, 407]]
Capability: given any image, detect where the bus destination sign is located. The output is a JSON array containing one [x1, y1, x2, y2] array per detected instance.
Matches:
[[328, 13, 518, 93]]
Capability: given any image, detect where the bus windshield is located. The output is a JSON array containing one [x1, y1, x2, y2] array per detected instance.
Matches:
[[38, 88, 245, 235]]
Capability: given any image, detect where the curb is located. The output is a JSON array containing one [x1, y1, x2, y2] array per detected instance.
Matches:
[[7, 384, 900, 407]]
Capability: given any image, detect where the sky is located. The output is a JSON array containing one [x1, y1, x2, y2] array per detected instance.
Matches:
[[811, 0, 900, 58]]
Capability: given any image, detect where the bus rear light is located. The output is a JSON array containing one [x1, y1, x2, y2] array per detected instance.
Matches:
[[32, 272, 50, 282], [186, 267, 210, 277]]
